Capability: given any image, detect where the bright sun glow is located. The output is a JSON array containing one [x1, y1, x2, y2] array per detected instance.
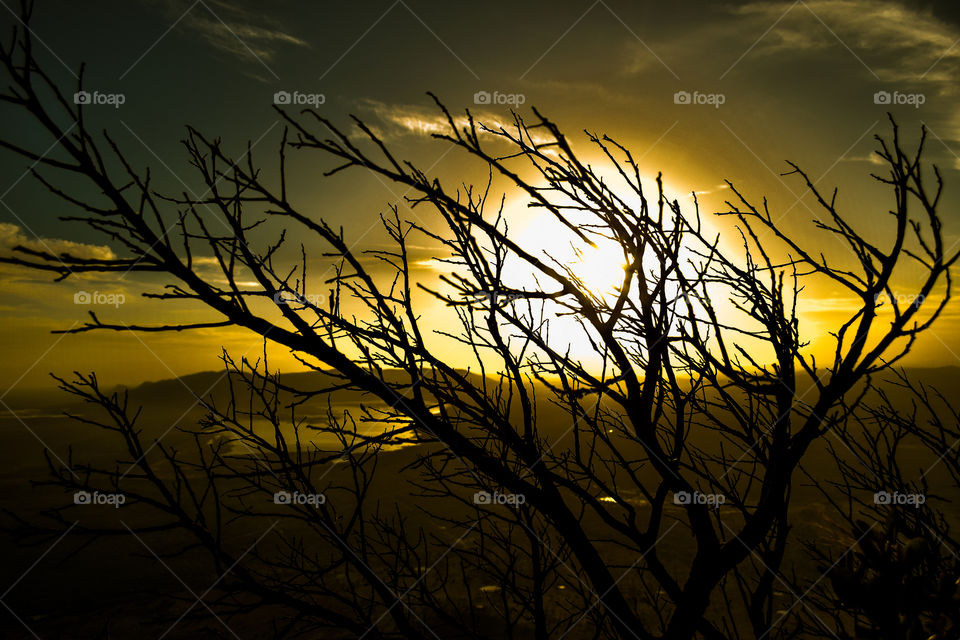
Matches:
[[512, 209, 655, 302], [506, 210, 639, 365], [566, 242, 629, 297], [461, 174, 748, 370], [507, 169, 698, 302], [511, 214, 627, 299]]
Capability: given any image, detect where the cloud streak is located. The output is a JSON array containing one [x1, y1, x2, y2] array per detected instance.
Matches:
[[0, 223, 116, 262], [147, 0, 308, 65], [731, 1, 960, 85], [359, 100, 556, 147]]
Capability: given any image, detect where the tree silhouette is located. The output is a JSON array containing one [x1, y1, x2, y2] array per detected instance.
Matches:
[[1, 2, 958, 638], [797, 369, 960, 639]]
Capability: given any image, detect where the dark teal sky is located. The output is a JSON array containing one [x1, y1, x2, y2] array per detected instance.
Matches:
[[2, 0, 960, 233]]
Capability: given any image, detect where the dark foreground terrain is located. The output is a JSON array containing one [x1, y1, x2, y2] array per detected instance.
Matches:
[[2, 368, 959, 638]]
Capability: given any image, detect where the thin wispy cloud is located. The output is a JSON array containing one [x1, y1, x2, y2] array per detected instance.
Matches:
[[621, 1, 960, 89], [733, 1, 960, 85], [360, 99, 555, 146], [146, 0, 309, 63]]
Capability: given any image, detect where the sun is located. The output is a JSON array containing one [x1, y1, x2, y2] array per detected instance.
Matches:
[[563, 241, 629, 298], [505, 169, 695, 302], [510, 210, 640, 302]]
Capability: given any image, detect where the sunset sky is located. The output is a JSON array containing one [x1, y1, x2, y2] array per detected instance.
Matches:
[[3, 0, 960, 391]]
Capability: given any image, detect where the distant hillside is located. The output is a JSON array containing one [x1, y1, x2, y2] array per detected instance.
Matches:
[[6, 365, 960, 420]]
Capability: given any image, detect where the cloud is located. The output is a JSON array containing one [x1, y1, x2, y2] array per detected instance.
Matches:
[[799, 295, 865, 314], [622, 1, 960, 90], [729, 1, 960, 85], [0, 223, 116, 262], [359, 100, 555, 147], [413, 257, 451, 272], [146, 0, 308, 64], [0, 224, 134, 316], [839, 152, 887, 165], [619, 1, 960, 162], [369, 103, 452, 138]]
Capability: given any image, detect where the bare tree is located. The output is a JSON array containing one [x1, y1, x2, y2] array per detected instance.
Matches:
[[1, 2, 958, 638], [795, 369, 960, 640]]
